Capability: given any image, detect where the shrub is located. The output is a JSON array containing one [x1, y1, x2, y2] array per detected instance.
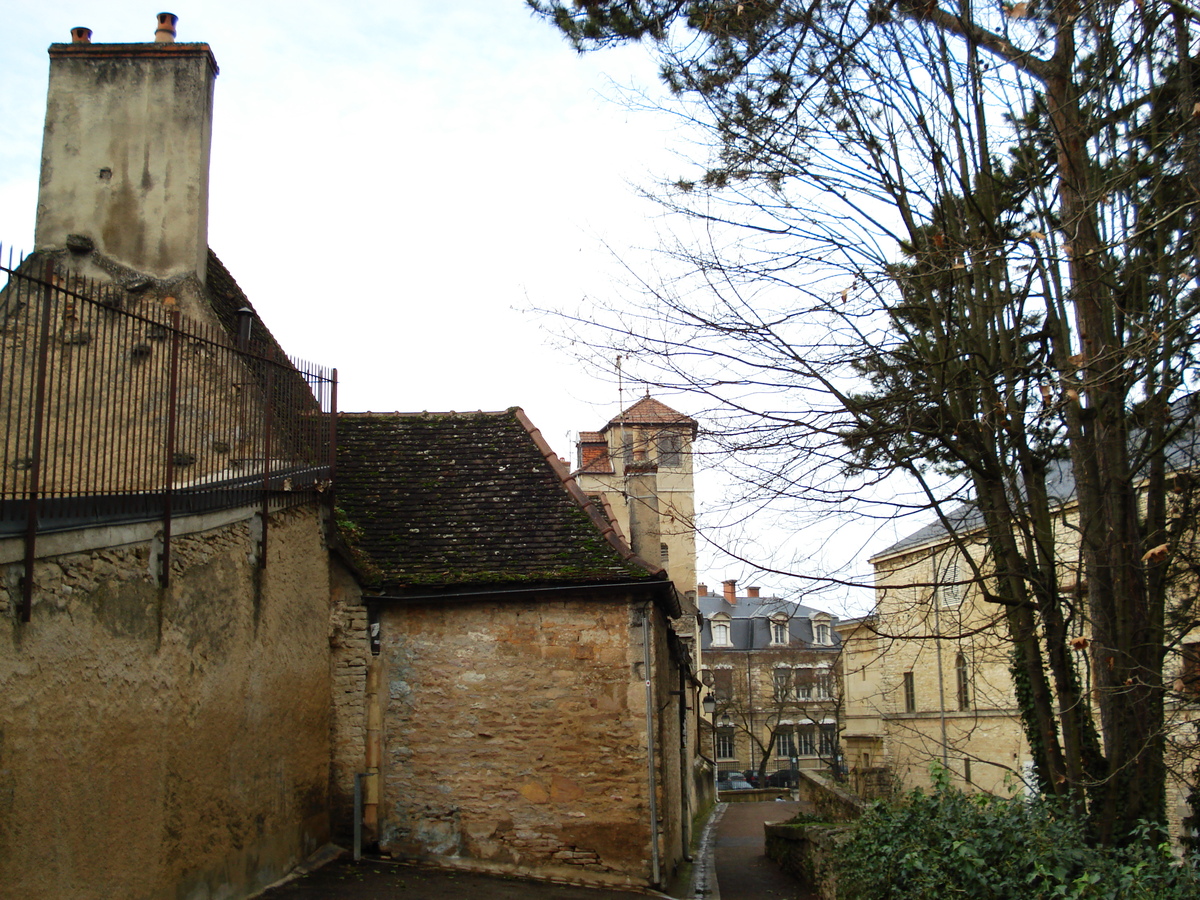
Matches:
[[835, 768, 1199, 900]]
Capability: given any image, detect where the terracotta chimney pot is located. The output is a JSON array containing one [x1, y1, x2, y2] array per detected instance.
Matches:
[[723, 580, 736, 604], [155, 12, 178, 43], [71, 27, 92, 44]]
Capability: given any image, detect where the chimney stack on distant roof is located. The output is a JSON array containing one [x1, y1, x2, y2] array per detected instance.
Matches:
[[697, 583, 708, 597], [723, 580, 737, 604], [747, 586, 760, 598], [70, 27, 92, 44], [155, 12, 178, 42]]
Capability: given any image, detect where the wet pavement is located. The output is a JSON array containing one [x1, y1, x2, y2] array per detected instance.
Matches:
[[255, 800, 812, 900], [255, 858, 663, 900], [711, 801, 818, 900]]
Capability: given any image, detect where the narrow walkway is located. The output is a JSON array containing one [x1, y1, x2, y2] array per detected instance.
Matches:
[[712, 800, 816, 900]]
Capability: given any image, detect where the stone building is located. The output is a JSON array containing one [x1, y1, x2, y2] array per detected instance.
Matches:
[[697, 581, 841, 783], [573, 396, 714, 821], [1, 14, 706, 898], [333, 409, 697, 889], [842, 455, 1200, 841], [574, 395, 698, 595], [843, 530, 1031, 797], [1, 16, 341, 899]]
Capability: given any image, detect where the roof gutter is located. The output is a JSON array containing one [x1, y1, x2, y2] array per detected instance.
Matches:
[[367, 577, 681, 614]]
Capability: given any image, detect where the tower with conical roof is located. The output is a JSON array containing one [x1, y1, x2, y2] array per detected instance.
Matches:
[[574, 395, 698, 599]]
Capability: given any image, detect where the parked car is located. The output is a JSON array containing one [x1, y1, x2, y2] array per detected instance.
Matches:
[[765, 769, 799, 788], [718, 770, 746, 783], [717, 778, 754, 791]]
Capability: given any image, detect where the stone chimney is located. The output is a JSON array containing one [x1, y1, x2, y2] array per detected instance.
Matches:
[[697, 583, 708, 597], [723, 580, 737, 604], [747, 586, 760, 598], [35, 13, 218, 283]]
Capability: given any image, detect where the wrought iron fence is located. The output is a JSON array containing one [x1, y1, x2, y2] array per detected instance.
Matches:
[[0, 246, 337, 617]]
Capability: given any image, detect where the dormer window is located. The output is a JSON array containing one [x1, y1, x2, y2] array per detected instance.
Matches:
[[815, 622, 830, 645], [711, 614, 732, 647], [770, 613, 789, 645]]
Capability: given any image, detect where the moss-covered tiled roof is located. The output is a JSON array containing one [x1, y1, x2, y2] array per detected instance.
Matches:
[[335, 409, 664, 591]]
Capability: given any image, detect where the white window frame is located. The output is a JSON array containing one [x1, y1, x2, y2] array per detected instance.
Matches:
[[935, 550, 963, 607], [773, 668, 792, 699], [796, 725, 816, 756], [716, 731, 736, 759], [775, 728, 797, 758], [711, 617, 731, 647]]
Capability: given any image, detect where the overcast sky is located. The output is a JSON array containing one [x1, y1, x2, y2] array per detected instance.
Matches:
[[0, 3, 886, 612], [0, 2, 684, 446]]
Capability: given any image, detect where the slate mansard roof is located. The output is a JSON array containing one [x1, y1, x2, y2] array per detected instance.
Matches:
[[872, 396, 1200, 562], [336, 409, 671, 595], [697, 593, 840, 652]]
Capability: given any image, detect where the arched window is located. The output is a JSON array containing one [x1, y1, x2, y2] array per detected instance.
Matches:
[[711, 617, 731, 647], [770, 614, 788, 645]]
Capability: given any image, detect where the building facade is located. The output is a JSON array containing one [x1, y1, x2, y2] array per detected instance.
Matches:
[[574, 395, 698, 597], [333, 410, 698, 890], [844, 534, 1031, 797], [843, 473, 1200, 843], [697, 581, 841, 783], [1, 18, 340, 899]]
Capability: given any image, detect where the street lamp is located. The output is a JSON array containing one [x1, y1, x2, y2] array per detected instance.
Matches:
[[702, 693, 718, 790]]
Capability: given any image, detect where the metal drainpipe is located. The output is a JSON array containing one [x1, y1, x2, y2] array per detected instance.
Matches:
[[933, 594, 949, 771], [679, 665, 692, 861], [365, 657, 382, 838], [642, 604, 662, 887]]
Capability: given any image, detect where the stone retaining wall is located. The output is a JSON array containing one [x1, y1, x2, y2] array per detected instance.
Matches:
[[0, 505, 334, 899], [765, 822, 845, 900]]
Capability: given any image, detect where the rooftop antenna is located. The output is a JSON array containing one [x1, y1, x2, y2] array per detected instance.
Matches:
[[616, 355, 629, 488], [616, 354, 625, 416]]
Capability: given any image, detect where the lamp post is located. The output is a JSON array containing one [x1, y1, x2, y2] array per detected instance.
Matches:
[[702, 693, 717, 790]]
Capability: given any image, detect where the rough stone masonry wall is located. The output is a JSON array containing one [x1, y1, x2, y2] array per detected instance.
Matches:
[[0, 506, 333, 900], [328, 564, 369, 838], [376, 595, 663, 888]]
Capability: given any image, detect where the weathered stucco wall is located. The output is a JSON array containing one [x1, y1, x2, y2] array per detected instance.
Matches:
[[36, 42, 216, 280], [374, 595, 678, 888], [0, 506, 332, 900]]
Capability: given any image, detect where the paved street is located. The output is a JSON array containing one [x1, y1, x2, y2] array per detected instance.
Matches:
[[256, 801, 811, 900], [256, 859, 660, 900], [711, 801, 817, 900]]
